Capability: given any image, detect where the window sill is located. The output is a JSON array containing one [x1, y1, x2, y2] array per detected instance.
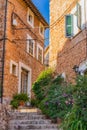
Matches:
[[71, 29, 82, 40], [10, 73, 18, 77]]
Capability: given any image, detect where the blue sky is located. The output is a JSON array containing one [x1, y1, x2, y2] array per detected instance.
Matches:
[[32, 0, 49, 46]]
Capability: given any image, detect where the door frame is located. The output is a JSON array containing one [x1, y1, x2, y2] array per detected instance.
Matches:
[[19, 62, 32, 98]]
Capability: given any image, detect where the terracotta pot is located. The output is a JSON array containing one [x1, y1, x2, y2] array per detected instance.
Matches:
[[19, 101, 25, 106]]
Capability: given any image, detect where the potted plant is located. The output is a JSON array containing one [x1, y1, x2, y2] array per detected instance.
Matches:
[[10, 93, 29, 109], [10, 100, 19, 109], [17, 93, 29, 106]]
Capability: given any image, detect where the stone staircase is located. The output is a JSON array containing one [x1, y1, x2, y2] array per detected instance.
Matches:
[[8, 108, 59, 130]]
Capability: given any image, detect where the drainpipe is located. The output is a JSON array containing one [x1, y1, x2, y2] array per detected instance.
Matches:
[[84, 0, 87, 59], [1, 0, 8, 103]]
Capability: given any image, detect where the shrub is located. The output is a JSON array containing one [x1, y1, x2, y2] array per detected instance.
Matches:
[[30, 98, 39, 107], [32, 70, 73, 120], [32, 69, 87, 129], [32, 68, 53, 101], [39, 83, 73, 119], [61, 76, 87, 130]]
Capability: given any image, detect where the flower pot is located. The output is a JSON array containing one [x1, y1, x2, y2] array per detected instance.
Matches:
[[19, 101, 25, 106]]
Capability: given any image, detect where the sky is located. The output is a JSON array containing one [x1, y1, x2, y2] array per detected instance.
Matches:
[[32, 0, 49, 47]]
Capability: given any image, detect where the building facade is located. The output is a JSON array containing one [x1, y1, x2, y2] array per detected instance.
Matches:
[[0, 0, 48, 103], [50, 0, 87, 82]]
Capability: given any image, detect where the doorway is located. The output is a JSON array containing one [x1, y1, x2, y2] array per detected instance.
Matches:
[[19, 62, 32, 97], [21, 68, 28, 94]]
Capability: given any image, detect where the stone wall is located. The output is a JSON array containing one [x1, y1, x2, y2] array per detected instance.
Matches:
[[0, 0, 6, 39], [0, 0, 6, 81], [0, 104, 11, 130]]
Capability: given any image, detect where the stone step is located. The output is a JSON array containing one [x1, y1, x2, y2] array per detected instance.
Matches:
[[9, 119, 52, 124], [9, 124, 58, 130], [10, 114, 46, 120], [10, 108, 41, 113], [9, 112, 42, 116], [18, 108, 42, 113], [9, 129, 59, 130], [8, 108, 59, 130], [8, 128, 58, 130], [17, 129, 59, 130]]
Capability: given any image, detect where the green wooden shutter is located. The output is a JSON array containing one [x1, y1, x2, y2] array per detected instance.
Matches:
[[65, 15, 73, 38], [77, 3, 81, 29]]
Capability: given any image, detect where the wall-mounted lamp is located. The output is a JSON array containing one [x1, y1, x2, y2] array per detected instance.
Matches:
[[73, 65, 79, 74]]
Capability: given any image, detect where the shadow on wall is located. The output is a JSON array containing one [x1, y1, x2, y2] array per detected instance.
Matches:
[[55, 29, 87, 83]]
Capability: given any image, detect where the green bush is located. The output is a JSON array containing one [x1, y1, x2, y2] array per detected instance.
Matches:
[[10, 100, 19, 109], [32, 68, 53, 101], [30, 98, 39, 107], [61, 76, 87, 130], [39, 83, 73, 119], [32, 69, 87, 129], [32, 70, 73, 120]]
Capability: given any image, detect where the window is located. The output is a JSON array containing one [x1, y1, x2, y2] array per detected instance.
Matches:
[[65, 2, 82, 38], [27, 8, 34, 27], [80, 0, 85, 30], [37, 44, 43, 63], [38, 48, 42, 62], [29, 14, 33, 23], [27, 35, 35, 57], [12, 64, 16, 75], [39, 22, 44, 36], [65, 15, 73, 38], [21, 68, 28, 94], [77, 3, 81, 29], [44, 52, 49, 66], [10, 60, 18, 76], [29, 40, 33, 55]]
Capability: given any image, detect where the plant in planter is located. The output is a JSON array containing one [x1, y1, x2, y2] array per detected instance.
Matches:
[[10, 93, 29, 109], [10, 99, 19, 109]]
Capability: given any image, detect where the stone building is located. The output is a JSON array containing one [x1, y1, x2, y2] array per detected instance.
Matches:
[[0, 0, 48, 103], [50, 0, 87, 82]]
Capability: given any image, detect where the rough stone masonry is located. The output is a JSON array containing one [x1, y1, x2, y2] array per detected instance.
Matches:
[[0, 104, 11, 130]]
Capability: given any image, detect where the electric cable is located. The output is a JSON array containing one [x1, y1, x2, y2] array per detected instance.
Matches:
[[5, 38, 44, 65], [50, 0, 78, 28]]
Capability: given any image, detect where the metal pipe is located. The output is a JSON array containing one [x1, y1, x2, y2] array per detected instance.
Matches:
[[84, 0, 87, 59], [1, 0, 8, 103]]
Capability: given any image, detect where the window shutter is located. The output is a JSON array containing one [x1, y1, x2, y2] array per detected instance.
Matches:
[[65, 15, 73, 38], [77, 3, 81, 29]]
